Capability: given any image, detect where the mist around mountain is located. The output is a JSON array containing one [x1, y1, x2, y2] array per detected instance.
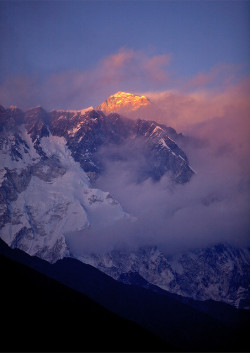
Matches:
[[0, 97, 195, 260], [0, 91, 250, 316]]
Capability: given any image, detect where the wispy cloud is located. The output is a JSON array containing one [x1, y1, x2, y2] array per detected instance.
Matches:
[[100, 48, 172, 84], [139, 77, 250, 131], [0, 47, 173, 110], [184, 63, 243, 90]]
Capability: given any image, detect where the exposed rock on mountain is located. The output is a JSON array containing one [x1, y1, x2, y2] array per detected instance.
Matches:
[[49, 108, 194, 183], [77, 244, 250, 309]]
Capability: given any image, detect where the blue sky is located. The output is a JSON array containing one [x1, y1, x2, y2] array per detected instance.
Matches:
[[0, 0, 249, 109]]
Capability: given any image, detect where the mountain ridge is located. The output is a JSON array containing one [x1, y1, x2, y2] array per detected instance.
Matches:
[[1, 96, 249, 310], [0, 240, 174, 352], [0, 102, 194, 263], [1, 238, 249, 352]]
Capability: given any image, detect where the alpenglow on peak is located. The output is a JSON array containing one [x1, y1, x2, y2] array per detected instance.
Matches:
[[95, 91, 151, 113]]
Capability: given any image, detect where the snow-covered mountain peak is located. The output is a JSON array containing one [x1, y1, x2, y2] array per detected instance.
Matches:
[[112, 91, 148, 99], [0, 103, 249, 309], [96, 91, 151, 113]]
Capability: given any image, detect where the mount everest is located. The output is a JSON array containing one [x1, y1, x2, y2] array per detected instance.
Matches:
[[0, 92, 249, 309]]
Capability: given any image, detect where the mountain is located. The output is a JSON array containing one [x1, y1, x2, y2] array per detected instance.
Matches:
[[78, 244, 250, 309], [0, 241, 173, 352], [0, 94, 249, 311], [95, 91, 151, 113], [0, 106, 129, 262], [1, 238, 249, 352], [49, 106, 194, 183], [0, 100, 194, 263]]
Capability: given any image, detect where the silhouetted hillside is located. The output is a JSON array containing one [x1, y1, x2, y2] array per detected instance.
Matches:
[[0, 238, 249, 352], [0, 251, 174, 352]]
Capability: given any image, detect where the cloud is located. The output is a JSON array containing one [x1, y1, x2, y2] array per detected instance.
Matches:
[[1, 46, 249, 256], [0, 47, 246, 114], [0, 47, 172, 110], [68, 131, 250, 255], [66, 77, 250, 256], [136, 77, 250, 131], [184, 63, 243, 90]]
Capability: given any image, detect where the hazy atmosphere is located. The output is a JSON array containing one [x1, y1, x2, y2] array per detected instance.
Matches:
[[68, 103, 250, 255]]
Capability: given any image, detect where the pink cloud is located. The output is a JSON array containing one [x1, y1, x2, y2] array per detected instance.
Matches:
[[185, 63, 243, 90], [0, 47, 173, 110], [144, 54, 172, 82], [102, 48, 135, 70], [137, 76, 250, 132], [99, 47, 172, 85], [0, 47, 248, 116]]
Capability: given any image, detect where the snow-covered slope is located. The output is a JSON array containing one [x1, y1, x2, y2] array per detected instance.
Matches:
[[0, 102, 193, 263], [0, 121, 129, 263]]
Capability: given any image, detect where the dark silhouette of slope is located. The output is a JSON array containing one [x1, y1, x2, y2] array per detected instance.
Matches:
[[0, 252, 174, 352], [117, 271, 250, 331], [0, 238, 249, 352]]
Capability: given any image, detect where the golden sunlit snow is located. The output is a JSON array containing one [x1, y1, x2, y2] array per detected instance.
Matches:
[[96, 91, 151, 113]]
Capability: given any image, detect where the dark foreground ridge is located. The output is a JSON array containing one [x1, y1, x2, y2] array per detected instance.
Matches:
[[0, 238, 249, 352], [0, 246, 174, 352]]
